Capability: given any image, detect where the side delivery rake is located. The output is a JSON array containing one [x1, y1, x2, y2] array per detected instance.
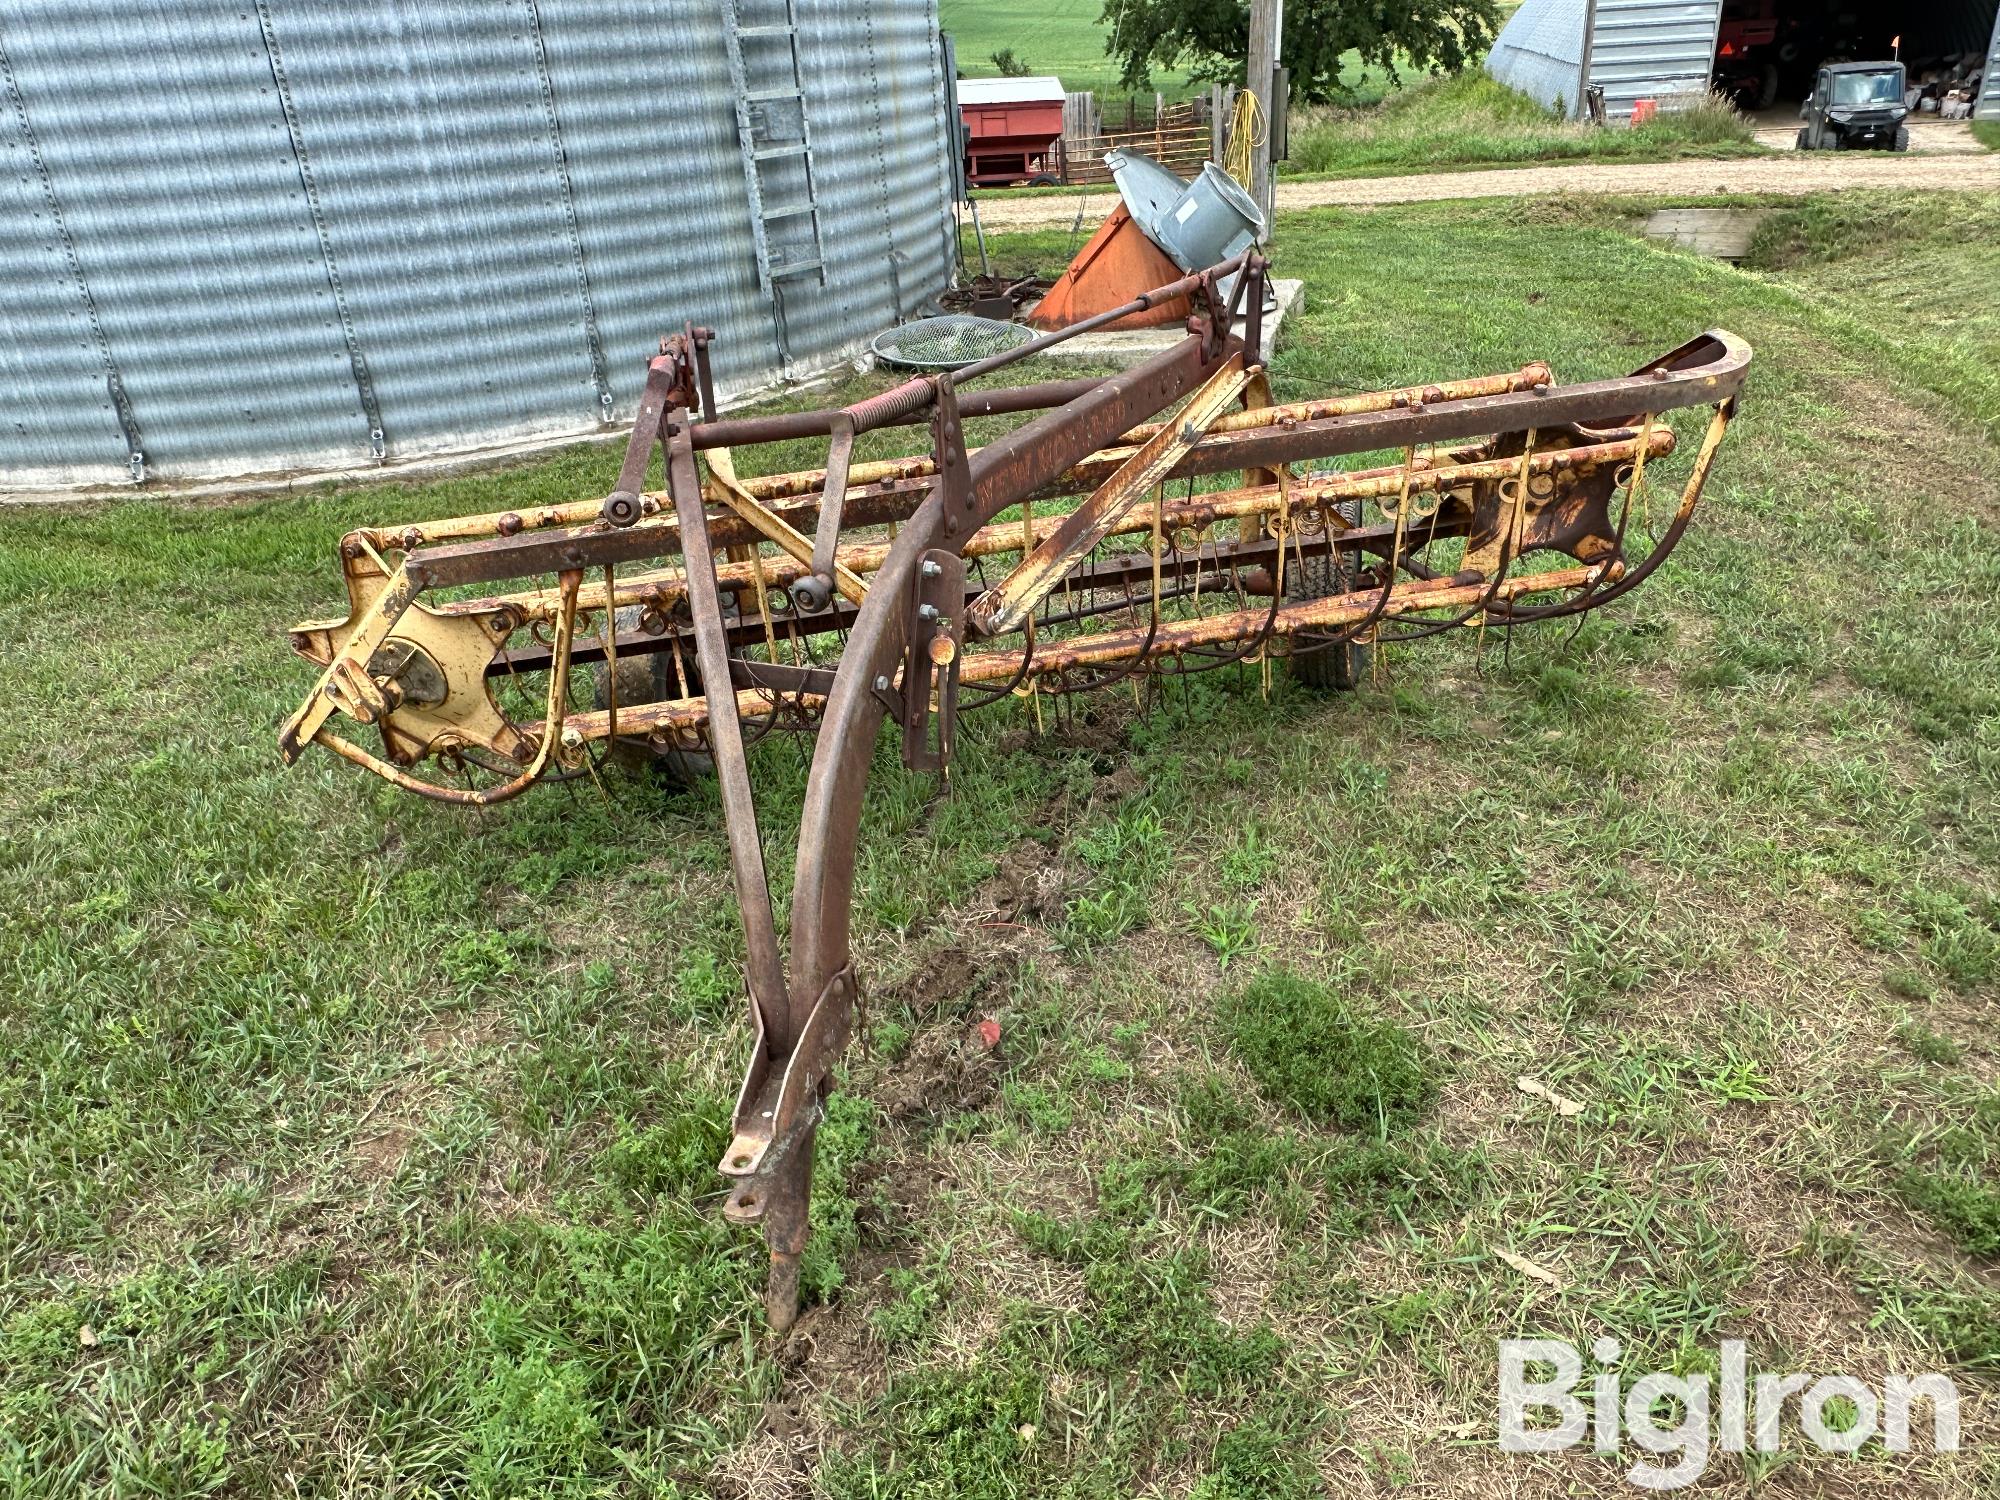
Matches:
[[279, 257, 1751, 1329]]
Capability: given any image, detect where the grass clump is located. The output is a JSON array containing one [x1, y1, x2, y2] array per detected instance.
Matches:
[[819, 1361, 1049, 1500], [1870, 1277, 2000, 1371], [1884, 1086, 2000, 1259], [1103, 1073, 1479, 1236], [1219, 969, 1435, 1131], [1899, 1169, 2000, 1259], [1894, 1018, 1963, 1066], [1287, 72, 1756, 179], [1319, 1133, 1484, 1237], [1190, 1415, 1321, 1500]]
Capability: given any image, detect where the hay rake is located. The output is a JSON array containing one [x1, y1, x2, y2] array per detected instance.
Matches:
[[279, 256, 1750, 1329]]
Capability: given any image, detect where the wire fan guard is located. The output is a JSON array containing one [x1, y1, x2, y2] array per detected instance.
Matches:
[[871, 315, 1031, 370]]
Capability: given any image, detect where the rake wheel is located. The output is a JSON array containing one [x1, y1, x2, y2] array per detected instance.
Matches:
[[1287, 495, 1370, 692]]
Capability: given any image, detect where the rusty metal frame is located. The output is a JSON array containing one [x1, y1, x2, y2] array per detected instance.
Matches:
[[278, 254, 1751, 1329]]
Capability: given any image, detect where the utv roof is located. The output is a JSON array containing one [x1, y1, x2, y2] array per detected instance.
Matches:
[[1823, 60, 1904, 72]]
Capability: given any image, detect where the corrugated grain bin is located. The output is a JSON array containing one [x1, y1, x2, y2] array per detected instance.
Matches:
[[0, 0, 958, 492]]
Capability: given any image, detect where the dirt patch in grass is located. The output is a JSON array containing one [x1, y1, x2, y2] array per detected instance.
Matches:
[[708, 1412, 819, 1500], [972, 837, 1074, 925], [874, 1020, 1007, 1126], [997, 695, 1136, 761], [418, 1010, 511, 1059], [350, 1124, 416, 1182]]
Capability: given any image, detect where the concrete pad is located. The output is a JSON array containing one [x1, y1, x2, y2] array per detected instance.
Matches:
[[1022, 278, 1304, 366], [1641, 207, 1769, 261]]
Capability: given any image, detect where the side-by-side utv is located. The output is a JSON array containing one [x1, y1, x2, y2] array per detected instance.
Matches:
[[1798, 61, 1910, 151]]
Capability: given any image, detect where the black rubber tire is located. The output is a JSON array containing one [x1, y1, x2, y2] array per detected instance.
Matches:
[[1755, 66, 1780, 111], [1894, 126, 1910, 152], [1286, 498, 1370, 691], [591, 606, 714, 782], [1795, 127, 1812, 151], [1027, 173, 1059, 187]]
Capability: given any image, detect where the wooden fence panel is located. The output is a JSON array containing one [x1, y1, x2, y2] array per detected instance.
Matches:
[[1057, 98, 1211, 185], [1062, 91, 1101, 146]]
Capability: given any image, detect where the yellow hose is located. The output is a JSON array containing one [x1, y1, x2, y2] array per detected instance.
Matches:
[[1223, 88, 1267, 194]]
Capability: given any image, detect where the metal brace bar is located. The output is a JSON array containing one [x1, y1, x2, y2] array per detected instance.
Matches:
[[662, 409, 789, 1082], [793, 411, 855, 611], [706, 445, 870, 606], [902, 549, 965, 771], [276, 562, 424, 762], [965, 352, 1249, 637], [601, 350, 692, 526]]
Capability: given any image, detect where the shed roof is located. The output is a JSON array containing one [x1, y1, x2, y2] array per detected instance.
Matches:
[[956, 75, 1066, 105]]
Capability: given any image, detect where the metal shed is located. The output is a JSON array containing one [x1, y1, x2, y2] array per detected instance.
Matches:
[[0, 0, 957, 493], [1491, 0, 2000, 121]]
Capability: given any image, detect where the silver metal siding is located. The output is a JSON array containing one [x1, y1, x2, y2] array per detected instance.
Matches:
[[271, 3, 608, 458], [1, 4, 370, 482], [1587, 0, 1722, 120], [0, 28, 129, 487], [1486, 0, 1590, 118], [776, 2, 953, 381], [527, 0, 780, 404], [1983, 4, 2000, 121], [0, 0, 954, 491]]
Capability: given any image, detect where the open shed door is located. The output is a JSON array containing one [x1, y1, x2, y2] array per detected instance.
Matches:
[[1587, 0, 1725, 119]]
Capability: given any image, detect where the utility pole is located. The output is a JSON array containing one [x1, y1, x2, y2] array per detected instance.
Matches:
[[1245, 0, 1281, 231]]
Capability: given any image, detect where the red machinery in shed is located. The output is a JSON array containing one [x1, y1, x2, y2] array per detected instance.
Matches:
[[958, 75, 1066, 186]]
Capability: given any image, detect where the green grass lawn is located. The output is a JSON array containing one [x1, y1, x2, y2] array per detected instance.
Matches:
[[1745, 193, 2000, 374], [1287, 72, 1764, 178], [938, 0, 1393, 108], [4, 192, 2000, 1495], [941, 0, 1197, 101]]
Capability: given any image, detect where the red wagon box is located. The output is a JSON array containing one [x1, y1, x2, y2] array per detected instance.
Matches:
[[958, 75, 1066, 187]]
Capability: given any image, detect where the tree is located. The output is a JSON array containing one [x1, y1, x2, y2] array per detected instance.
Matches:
[[1098, 0, 1501, 104], [989, 47, 1033, 77]]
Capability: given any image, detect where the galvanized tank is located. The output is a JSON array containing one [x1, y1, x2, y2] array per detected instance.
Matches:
[[1150, 162, 1265, 271]]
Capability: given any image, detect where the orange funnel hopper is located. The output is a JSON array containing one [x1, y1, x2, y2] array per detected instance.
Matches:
[[1026, 202, 1191, 331]]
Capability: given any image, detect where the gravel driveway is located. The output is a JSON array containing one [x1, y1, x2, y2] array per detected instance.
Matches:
[[970, 151, 2000, 232], [1751, 119, 1988, 153]]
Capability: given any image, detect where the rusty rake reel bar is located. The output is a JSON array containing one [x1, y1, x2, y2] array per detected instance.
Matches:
[[279, 258, 1751, 1328]]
